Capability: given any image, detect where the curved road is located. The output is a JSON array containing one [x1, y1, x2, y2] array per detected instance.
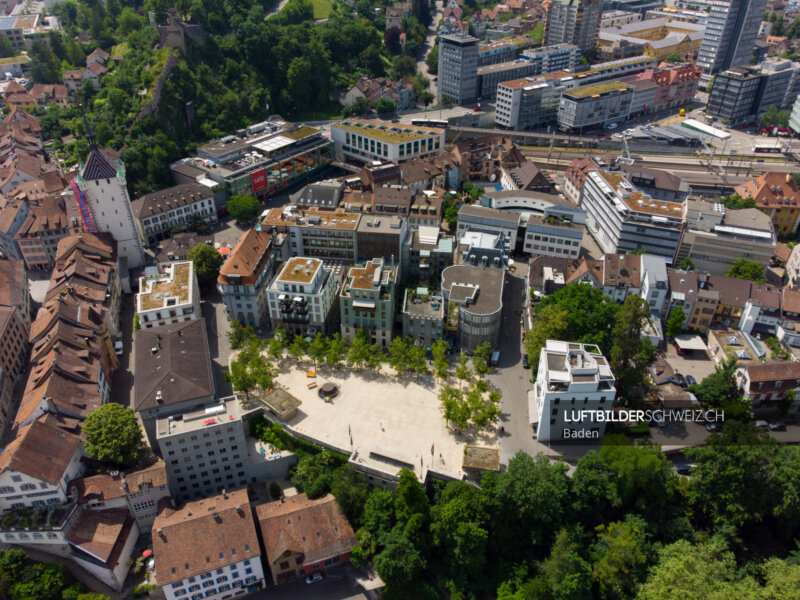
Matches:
[[416, 0, 443, 100]]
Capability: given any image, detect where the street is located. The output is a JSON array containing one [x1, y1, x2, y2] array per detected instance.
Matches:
[[250, 566, 366, 600], [416, 0, 442, 100]]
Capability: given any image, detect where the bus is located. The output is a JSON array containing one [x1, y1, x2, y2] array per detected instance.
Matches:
[[411, 119, 448, 128], [753, 144, 782, 153]]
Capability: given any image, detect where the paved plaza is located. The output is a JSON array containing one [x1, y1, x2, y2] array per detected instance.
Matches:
[[275, 363, 497, 482]]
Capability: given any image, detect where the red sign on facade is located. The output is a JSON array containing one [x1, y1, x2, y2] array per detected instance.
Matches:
[[251, 169, 267, 192]]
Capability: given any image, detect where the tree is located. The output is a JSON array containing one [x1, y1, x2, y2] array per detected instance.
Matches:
[[388, 336, 413, 373], [330, 466, 370, 527], [455, 352, 472, 388], [187, 242, 224, 288], [374, 97, 397, 118], [83, 404, 143, 467], [347, 328, 372, 368], [664, 51, 683, 62], [289, 335, 308, 361], [227, 320, 258, 350], [384, 24, 402, 54], [726, 257, 764, 282], [664, 306, 686, 338], [373, 525, 426, 592], [432, 339, 450, 381], [719, 193, 756, 210], [472, 341, 492, 376], [537, 529, 593, 600], [392, 54, 417, 79], [419, 91, 434, 107], [609, 295, 653, 401], [689, 355, 750, 419], [325, 333, 347, 367], [395, 468, 430, 539], [571, 451, 622, 530], [592, 515, 651, 600], [526, 303, 569, 373], [532, 22, 545, 44], [226, 194, 260, 223], [350, 96, 372, 116], [425, 43, 438, 75], [676, 257, 695, 271], [439, 384, 469, 428], [309, 333, 328, 366], [762, 104, 791, 127], [0, 34, 13, 58]]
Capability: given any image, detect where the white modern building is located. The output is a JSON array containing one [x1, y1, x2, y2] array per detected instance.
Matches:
[[137, 261, 201, 329], [330, 119, 444, 164], [153, 489, 266, 600], [495, 77, 564, 130], [267, 257, 341, 336], [581, 169, 684, 261], [523, 204, 586, 258], [530, 340, 616, 442], [520, 43, 581, 74], [456, 205, 521, 251], [72, 139, 145, 269]]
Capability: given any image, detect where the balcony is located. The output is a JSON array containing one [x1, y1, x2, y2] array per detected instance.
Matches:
[[0, 502, 75, 534]]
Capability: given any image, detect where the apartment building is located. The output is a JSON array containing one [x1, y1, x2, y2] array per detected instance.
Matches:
[[790, 93, 800, 135], [217, 230, 279, 328], [401, 226, 456, 284], [153, 489, 266, 600], [736, 362, 800, 414], [137, 261, 201, 329], [14, 195, 84, 270], [330, 119, 444, 164], [530, 340, 616, 442], [696, 0, 767, 78], [134, 319, 217, 448], [523, 204, 585, 258], [0, 418, 85, 513], [478, 35, 535, 66], [734, 172, 800, 235], [458, 231, 509, 269], [675, 201, 777, 275], [340, 258, 397, 347], [0, 304, 27, 387], [401, 287, 445, 347], [68, 461, 172, 531], [600, 9, 641, 28], [495, 77, 564, 129], [156, 232, 215, 267], [520, 43, 581, 73], [0, 197, 29, 260], [666, 269, 720, 332], [355, 214, 407, 262], [261, 206, 361, 262], [557, 81, 634, 130], [132, 183, 217, 246], [441, 264, 505, 351], [267, 257, 340, 337], [437, 33, 480, 105], [563, 157, 600, 204], [171, 124, 332, 203], [256, 493, 357, 586], [581, 169, 684, 260], [456, 205, 521, 251], [545, 0, 602, 52]]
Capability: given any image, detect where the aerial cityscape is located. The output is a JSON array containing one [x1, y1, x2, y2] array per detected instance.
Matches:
[[1, 0, 800, 598]]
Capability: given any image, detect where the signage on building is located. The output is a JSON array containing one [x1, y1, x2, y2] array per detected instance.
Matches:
[[251, 169, 267, 192]]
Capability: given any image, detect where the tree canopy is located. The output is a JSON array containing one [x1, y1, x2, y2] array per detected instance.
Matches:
[[187, 242, 224, 288], [82, 403, 143, 467], [726, 258, 765, 282], [226, 195, 261, 223]]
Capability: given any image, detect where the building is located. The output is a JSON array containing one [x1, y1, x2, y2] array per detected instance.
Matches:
[[14, 196, 84, 270], [0, 259, 30, 328], [458, 231, 509, 269], [330, 119, 444, 164], [217, 230, 279, 328], [72, 137, 145, 270], [401, 226, 455, 284], [68, 461, 172, 530], [155, 232, 215, 267], [790, 93, 800, 135], [256, 493, 357, 586], [736, 362, 800, 414], [355, 213, 407, 263], [0, 196, 29, 260], [666, 269, 720, 332], [156, 397, 258, 501], [696, 0, 767, 78], [629, 62, 702, 112], [261, 206, 361, 262], [564, 157, 601, 204], [520, 43, 581, 74], [478, 35, 536, 67], [600, 9, 642, 28], [340, 258, 396, 347], [597, 18, 705, 61], [523, 204, 586, 258], [734, 172, 800, 235], [675, 200, 777, 275], [441, 264, 505, 350], [477, 59, 541, 99], [170, 124, 333, 203], [342, 76, 416, 111], [529, 340, 616, 442], [457, 205, 521, 251], [500, 161, 557, 193], [132, 183, 217, 246], [0, 418, 84, 513], [133, 319, 217, 448], [581, 168, 684, 260], [437, 33, 480, 105], [290, 180, 346, 210], [495, 77, 564, 130], [0, 303, 27, 393], [557, 81, 634, 130], [266, 257, 340, 337], [136, 261, 201, 329], [545, 0, 603, 53], [153, 489, 265, 600], [401, 287, 445, 347]]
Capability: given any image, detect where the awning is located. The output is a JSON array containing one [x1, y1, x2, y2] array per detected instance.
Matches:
[[218, 247, 231, 255], [353, 300, 376, 309], [674, 334, 707, 351]]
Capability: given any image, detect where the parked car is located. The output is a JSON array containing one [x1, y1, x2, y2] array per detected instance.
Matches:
[[305, 573, 323, 584], [672, 341, 683, 356], [755, 420, 769, 429], [768, 422, 787, 431], [114, 340, 123, 356], [672, 373, 687, 387], [606, 122, 619, 129], [685, 375, 697, 386], [676, 464, 694, 476], [652, 412, 666, 427], [706, 422, 723, 432], [522, 354, 530, 369]]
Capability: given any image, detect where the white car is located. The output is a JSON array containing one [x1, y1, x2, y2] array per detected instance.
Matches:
[[606, 122, 619, 130], [612, 133, 624, 139], [305, 573, 323, 584], [114, 340, 123, 356]]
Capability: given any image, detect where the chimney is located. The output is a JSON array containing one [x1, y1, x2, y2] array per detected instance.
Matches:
[[157, 528, 165, 540], [213, 513, 222, 523]]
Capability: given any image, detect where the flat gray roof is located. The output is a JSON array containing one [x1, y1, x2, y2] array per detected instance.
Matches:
[[442, 265, 504, 315]]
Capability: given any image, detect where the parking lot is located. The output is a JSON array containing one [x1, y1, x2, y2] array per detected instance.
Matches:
[[663, 344, 718, 385]]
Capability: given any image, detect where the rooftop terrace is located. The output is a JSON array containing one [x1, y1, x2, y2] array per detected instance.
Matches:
[[335, 120, 440, 144], [565, 80, 631, 98], [276, 257, 323, 284], [595, 171, 684, 218], [137, 261, 193, 312], [261, 206, 361, 231]]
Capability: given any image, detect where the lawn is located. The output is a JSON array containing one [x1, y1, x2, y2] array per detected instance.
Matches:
[[311, 0, 333, 18]]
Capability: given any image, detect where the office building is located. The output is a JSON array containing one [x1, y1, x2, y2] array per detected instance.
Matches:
[[437, 33, 480, 105], [456, 205, 521, 251], [153, 489, 266, 600], [600, 9, 641, 28], [134, 319, 217, 448], [330, 119, 444, 164], [458, 231, 509, 269], [477, 59, 541, 99], [441, 265, 505, 351], [581, 169, 684, 260], [545, 0, 603, 53], [529, 340, 616, 442], [401, 226, 455, 284], [696, 0, 767, 78], [340, 258, 397, 347], [675, 201, 776, 275], [355, 213, 408, 263], [217, 230, 280, 328], [266, 257, 340, 337], [597, 18, 706, 61], [520, 43, 581, 74], [136, 261, 201, 329], [261, 206, 361, 262], [557, 81, 633, 130], [523, 204, 586, 258], [401, 287, 445, 347], [790, 93, 800, 135], [496, 77, 564, 129], [132, 183, 217, 247], [171, 124, 333, 203], [478, 35, 536, 66], [72, 135, 145, 270]]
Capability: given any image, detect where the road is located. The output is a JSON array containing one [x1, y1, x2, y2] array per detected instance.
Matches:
[[416, 0, 442, 101], [264, 0, 291, 19], [249, 566, 366, 600]]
